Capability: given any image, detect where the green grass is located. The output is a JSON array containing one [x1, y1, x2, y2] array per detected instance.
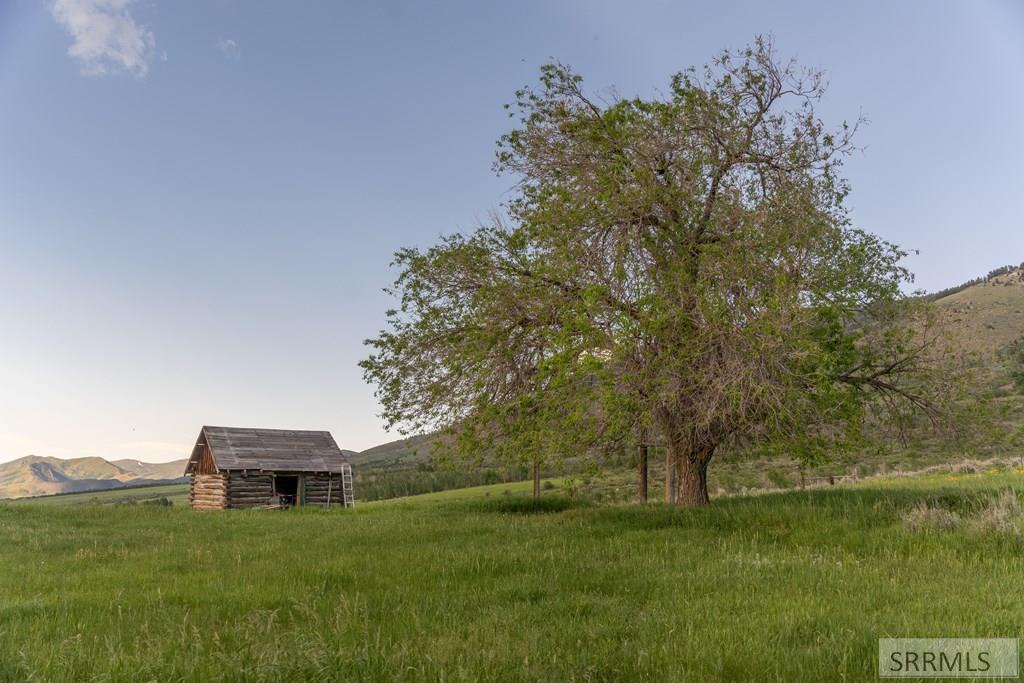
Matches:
[[4, 471, 1024, 681], [7, 482, 191, 506]]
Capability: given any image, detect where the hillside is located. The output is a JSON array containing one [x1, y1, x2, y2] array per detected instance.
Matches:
[[348, 433, 437, 469], [933, 268, 1024, 357], [0, 455, 188, 500]]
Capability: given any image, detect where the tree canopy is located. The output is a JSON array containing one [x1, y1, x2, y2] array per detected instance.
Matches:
[[362, 37, 957, 506]]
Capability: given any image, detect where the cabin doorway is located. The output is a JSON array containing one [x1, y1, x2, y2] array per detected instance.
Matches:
[[274, 475, 301, 507]]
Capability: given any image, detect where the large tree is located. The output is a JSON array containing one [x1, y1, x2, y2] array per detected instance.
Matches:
[[362, 38, 955, 506]]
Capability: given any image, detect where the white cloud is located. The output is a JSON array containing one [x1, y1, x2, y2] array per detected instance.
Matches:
[[50, 0, 156, 77], [218, 38, 240, 59]]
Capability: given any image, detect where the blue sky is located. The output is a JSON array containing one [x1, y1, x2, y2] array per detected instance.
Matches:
[[1, 0, 1022, 463]]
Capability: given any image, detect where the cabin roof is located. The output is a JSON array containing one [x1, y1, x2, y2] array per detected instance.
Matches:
[[185, 426, 348, 475]]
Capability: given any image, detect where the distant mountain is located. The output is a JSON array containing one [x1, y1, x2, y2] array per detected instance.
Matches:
[[0, 455, 188, 500], [110, 459, 191, 480], [349, 434, 439, 470]]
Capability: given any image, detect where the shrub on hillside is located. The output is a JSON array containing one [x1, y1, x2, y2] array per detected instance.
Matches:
[[971, 490, 1022, 534], [902, 502, 961, 532], [902, 491, 1024, 535]]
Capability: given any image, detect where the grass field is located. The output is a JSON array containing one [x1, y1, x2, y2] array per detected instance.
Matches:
[[7, 482, 191, 507], [4, 471, 1024, 681]]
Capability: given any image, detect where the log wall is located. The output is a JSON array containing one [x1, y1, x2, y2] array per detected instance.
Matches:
[[190, 473, 227, 510], [226, 473, 275, 509], [303, 473, 347, 508]]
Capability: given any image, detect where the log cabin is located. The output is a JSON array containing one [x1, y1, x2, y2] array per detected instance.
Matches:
[[184, 426, 353, 510]]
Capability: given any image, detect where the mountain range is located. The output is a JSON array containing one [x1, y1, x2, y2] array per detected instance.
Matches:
[[0, 456, 190, 500]]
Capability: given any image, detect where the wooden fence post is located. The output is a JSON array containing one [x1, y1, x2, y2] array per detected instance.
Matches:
[[665, 449, 676, 505], [638, 443, 649, 503]]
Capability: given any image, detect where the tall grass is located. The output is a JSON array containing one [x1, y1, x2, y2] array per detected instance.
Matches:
[[3, 471, 1024, 681]]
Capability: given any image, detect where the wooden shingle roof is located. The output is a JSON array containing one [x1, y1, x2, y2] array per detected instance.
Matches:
[[185, 426, 348, 475]]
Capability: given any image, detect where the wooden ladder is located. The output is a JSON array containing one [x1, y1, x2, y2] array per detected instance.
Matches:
[[341, 463, 355, 508]]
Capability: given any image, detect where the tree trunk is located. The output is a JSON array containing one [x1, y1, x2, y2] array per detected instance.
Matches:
[[675, 457, 710, 507], [664, 440, 714, 508], [638, 443, 648, 503], [532, 462, 540, 498]]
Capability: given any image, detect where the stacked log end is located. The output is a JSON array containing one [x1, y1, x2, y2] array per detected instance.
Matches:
[[190, 474, 226, 510]]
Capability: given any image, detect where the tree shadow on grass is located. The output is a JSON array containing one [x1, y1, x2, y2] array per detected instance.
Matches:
[[582, 484, 1016, 535], [472, 495, 592, 515]]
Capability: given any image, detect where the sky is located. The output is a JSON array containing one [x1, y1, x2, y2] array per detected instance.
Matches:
[[1, 0, 1023, 464]]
